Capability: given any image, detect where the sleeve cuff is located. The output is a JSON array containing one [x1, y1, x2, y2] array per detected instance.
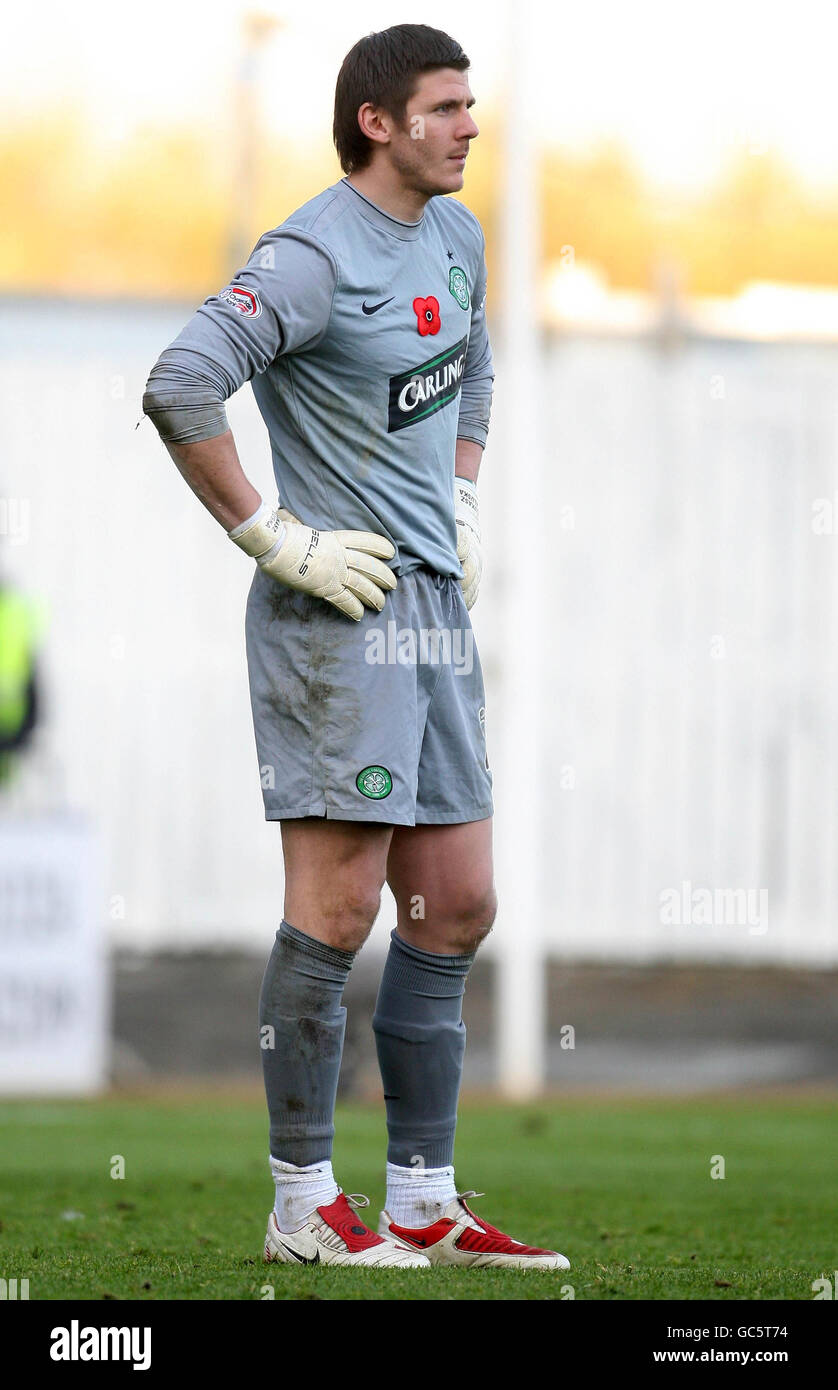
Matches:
[[456, 422, 489, 448]]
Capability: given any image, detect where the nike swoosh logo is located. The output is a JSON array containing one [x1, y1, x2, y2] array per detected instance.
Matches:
[[362, 297, 394, 315], [276, 1237, 320, 1265]]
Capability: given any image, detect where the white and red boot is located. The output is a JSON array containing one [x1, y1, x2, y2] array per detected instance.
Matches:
[[264, 1191, 429, 1268], [379, 1190, 570, 1270]]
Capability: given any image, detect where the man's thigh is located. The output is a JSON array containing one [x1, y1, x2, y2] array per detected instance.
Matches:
[[281, 817, 394, 949], [386, 817, 495, 954]]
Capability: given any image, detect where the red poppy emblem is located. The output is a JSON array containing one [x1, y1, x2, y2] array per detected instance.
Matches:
[[413, 295, 441, 336]]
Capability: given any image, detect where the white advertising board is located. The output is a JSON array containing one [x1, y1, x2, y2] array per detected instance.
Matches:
[[0, 816, 107, 1094]]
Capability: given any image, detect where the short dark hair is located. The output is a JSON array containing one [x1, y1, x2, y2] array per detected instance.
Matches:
[[333, 24, 469, 174]]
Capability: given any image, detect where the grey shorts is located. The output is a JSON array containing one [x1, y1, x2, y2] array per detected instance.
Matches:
[[244, 564, 493, 826]]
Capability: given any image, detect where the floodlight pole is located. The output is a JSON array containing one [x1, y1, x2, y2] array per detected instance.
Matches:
[[494, 0, 547, 1098]]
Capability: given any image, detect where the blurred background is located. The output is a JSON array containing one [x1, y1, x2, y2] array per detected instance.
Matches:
[[2, 0, 838, 1101]]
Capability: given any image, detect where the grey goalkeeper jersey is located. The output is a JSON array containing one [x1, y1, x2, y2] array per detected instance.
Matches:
[[143, 177, 494, 578]]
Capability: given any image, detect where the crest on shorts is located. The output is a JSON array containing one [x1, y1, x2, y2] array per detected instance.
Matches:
[[448, 266, 469, 311], [356, 765, 393, 799], [218, 284, 262, 319]]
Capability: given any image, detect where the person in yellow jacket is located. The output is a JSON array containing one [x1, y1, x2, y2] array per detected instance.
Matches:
[[0, 583, 39, 785]]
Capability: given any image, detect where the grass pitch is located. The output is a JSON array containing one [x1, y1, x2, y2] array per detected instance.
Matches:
[[0, 1092, 834, 1301]]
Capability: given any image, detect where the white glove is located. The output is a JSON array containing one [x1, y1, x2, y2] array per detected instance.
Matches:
[[228, 502, 396, 621], [455, 477, 481, 610]]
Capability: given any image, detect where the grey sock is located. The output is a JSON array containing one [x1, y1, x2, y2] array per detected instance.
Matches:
[[372, 929, 475, 1169], [259, 919, 355, 1166]]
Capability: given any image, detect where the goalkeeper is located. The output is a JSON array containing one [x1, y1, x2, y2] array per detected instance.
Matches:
[[143, 23, 568, 1270]]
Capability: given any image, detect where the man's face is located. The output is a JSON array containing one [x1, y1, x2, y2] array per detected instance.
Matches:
[[384, 67, 478, 196]]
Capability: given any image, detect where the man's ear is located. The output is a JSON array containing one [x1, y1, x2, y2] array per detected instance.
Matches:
[[356, 102, 392, 148]]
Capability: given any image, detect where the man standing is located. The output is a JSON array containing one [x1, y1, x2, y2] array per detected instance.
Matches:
[[144, 23, 568, 1271]]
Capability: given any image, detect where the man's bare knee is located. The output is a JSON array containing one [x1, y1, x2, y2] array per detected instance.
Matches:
[[449, 886, 498, 954], [318, 883, 383, 952]]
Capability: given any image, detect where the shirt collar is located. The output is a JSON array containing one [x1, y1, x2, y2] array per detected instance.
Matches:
[[339, 177, 425, 241]]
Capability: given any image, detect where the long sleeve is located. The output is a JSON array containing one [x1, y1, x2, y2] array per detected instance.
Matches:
[[142, 230, 339, 444], [456, 243, 493, 448]]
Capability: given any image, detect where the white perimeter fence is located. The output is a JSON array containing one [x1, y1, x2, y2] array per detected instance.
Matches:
[[2, 299, 837, 965]]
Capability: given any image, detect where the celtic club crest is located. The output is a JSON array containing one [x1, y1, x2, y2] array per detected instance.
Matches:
[[448, 266, 470, 310], [356, 765, 393, 799]]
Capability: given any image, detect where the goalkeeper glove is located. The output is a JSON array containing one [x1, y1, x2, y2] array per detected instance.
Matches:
[[228, 502, 396, 621], [455, 476, 481, 610]]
